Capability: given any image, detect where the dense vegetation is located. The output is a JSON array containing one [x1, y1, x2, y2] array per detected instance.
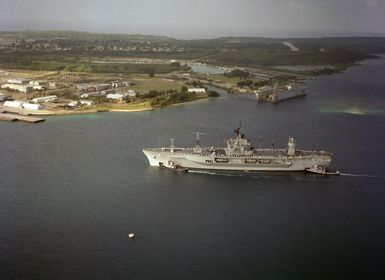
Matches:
[[130, 89, 219, 108]]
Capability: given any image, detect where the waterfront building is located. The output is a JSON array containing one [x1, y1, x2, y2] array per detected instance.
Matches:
[[106, 93, 124, 100], [32, 95, 58, 104], [22, 103, 42, 110], [68, 101, 80, 108], [79, 100, 93, 106], [6, 78, 27, 84], [4, 100, 24, 108], [1, 84, 33, 93], [188, 88, 206, 93]]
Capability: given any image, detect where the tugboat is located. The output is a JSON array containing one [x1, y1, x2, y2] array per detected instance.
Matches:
[[159, 160, 189, 172], [305, 164, 340, 175]]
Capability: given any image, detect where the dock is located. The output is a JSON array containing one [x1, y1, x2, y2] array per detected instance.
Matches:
[[0, 113, 45, 123]]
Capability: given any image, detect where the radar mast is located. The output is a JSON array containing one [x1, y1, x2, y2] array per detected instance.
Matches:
[[192, 132, 205, 153]]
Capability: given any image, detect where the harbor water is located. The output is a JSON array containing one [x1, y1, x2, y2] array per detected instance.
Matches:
[[1, 57, 385, 279]]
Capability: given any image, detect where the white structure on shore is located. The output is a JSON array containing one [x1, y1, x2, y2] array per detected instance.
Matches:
[[127, 90, 136, 97], [4, 100, 24, 108], [3, 100, 42, 110], [68, 101, 80, 108], [7, 79, 26, 84], [106, 93, 125, 100], [32, 95, 58, 104], [79, 100, 93, 106], [112, 81, 129, 88], [22, 103, 43, 110], [1, 84, 33, 93], [188, 88, 206, 93]]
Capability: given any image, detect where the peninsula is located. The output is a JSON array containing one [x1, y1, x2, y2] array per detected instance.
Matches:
[[1, 31, 384, 117]]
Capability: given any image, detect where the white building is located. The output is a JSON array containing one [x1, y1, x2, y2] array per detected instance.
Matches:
[[32, 95, 58, 104], [79, 100, 93, 106], [4, 100, 24, 108], [80, 91, 106, 98], [106, 93, 124, 100], [7, 79, 24, 84], [188, 88, 206, 93], [68, 101, 80, 108], [22, 103, 42, 110], [1, 84, 33, 93], [29, 81, 40, 86], [31, 85, 43, 90], [81, 92, 95, 98], [127, 90, 136, 97], [111, 81, 129, 88]]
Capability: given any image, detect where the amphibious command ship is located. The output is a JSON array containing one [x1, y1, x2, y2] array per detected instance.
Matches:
[[143, 127, 333, 172]]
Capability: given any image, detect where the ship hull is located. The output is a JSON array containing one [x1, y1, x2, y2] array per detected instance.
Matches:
[[143, 149, 331, 172]]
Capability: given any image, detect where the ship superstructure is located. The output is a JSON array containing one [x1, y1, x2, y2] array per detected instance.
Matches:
[[143, 127, 332, 172]]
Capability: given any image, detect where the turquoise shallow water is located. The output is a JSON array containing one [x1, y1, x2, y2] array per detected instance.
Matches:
[[1, 57, 385, 279]]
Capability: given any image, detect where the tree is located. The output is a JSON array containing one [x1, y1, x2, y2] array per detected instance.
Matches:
[[208, 91, 219, 97]]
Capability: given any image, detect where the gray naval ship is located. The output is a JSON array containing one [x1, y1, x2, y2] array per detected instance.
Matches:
[[143, 127, 333, 172]]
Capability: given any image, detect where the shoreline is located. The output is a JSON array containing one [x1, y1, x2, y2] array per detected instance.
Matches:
[[1, 96, 214, 118], [48, 106, 153, 115]]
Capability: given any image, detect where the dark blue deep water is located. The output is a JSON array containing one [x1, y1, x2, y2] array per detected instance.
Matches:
[[1, 57, 385, 279]]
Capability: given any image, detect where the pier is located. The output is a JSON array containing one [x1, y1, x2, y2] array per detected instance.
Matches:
[[0, 113, 45, 123]]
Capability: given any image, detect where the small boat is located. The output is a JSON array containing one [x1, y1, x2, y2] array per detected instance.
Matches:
[[305, 164, 340, 175], [128, 233, 135, 239], [159, 161, 189, 172]]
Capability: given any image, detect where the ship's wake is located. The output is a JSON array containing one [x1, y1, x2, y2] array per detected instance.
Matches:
[[339, 173, 380, 178], [187, 170, 303, 180], [188, 170, 382, 179], [188, 170, 241, 177]]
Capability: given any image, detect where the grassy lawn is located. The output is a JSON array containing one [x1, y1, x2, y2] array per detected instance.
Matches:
[[93, 101, 152, 111], [131, 77, 182, 92]]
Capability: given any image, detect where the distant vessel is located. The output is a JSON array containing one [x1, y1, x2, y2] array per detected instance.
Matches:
[[143, 126, 333, 172], [256, 83, 307, 103]]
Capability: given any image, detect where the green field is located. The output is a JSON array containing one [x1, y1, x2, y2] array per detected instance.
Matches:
[[130, 78, 182, 92], [0, 52, 189, 74]]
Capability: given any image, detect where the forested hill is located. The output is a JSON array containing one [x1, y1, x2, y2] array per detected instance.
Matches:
[[1, 31, 385, 68]]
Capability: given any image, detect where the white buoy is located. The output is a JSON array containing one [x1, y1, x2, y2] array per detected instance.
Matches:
[[128, 233, 135, 239]]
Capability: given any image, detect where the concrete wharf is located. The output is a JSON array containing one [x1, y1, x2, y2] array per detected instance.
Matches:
[[0, 113, 45, 123]]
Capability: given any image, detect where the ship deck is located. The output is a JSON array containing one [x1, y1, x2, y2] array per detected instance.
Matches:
[[145, 147, 331, 159]]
